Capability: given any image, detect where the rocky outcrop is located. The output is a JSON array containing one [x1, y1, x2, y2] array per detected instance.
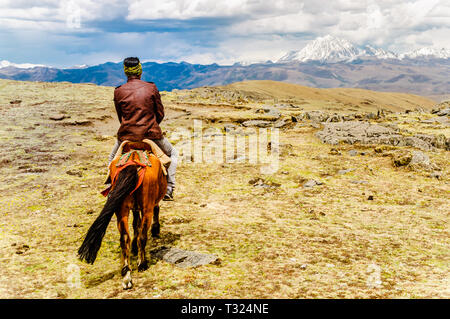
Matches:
[[431, 101, 450, 114], [294, 110, 387, 124], [316, 121, 449, 150]]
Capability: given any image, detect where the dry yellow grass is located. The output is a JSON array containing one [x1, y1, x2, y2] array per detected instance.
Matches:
[[0, 79, 448, 299], [223, 80, 436, 112]]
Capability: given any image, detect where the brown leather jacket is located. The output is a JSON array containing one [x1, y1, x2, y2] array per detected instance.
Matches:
[[114, 78, 164, 142]]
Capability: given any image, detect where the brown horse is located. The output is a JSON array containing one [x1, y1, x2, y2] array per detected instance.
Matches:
[[78, 142, 167, 289]]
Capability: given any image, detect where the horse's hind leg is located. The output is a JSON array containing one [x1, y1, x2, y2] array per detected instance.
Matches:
[[151, 205, 160, 238], [131, 207, 141, 256], [137, 206, 154, 272], [116, 198, 133, 289]]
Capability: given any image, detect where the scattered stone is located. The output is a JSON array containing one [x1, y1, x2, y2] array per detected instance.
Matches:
[[367, 195, 374, 200], [62, 120, 93, 126], [15, 244, 30, 254], [329, 148, 341, 155], [254, 106, 281, 119], [429, 171, 442, 180], [433, 134, 447, 149], [348, 150, 358, 156], [351, 180, 368, 184], [241, 120, 272, 128], [421, 116, 450, 126], [365, 112, 378, 119], [273, 118, 290, 128], [49, 114, 69, 121], [436, 108, 450, 116], [392, 153, 412, 167], [224, 123, 238, 131], [249, 177, 281, 189], [337, 168, 354, 175], [303, 179, 323, 188], [408, 151, 436, 171], [325, 114, 343, 123], [151, 247, 221, 268], [66, 170, 83, 177], [300, 264, 308, 270], [304, 110, 328, 123], [403, 136, 433, 151], [168, 216, 193, 224], [431, 101, 450, 114]]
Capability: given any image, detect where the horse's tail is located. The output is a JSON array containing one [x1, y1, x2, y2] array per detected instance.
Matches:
[[78, 165, 138, 264]]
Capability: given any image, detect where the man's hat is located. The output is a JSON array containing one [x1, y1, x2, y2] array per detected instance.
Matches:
[[123, 57, 142, 76]]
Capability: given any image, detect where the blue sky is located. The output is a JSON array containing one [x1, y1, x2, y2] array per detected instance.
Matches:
[[0, 0, 448, 67]]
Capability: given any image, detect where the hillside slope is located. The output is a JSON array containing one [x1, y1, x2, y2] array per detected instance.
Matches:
[[221, 80, 436, 112]]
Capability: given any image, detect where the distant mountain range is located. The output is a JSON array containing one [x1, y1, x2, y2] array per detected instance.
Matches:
[[277, 35, 450, 63], [1, 35, 449, 95]]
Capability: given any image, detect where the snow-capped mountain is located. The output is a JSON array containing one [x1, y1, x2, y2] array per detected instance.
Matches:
[[278, 35, 361, 63], [277, 35, 449, 63], [362, 45, 397, 59], [64, 64, 89, 69], [400, 47, 450, 60], [0, 60, 46, 69]]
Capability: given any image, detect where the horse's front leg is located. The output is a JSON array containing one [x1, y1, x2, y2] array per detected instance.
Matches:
[[151, 205, 160, 238], [116, 197, 133, 289]]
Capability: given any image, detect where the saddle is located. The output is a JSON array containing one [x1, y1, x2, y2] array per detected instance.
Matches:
[[101, 139, 171, 197], [111, 139, 171, 172]]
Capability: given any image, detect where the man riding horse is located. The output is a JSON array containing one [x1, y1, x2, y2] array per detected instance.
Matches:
[[108, 57, 177, 201], [78, 57, 177, 289]]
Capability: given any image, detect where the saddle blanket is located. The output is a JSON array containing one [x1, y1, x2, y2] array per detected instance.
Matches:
[[101, 150, 152, 197]]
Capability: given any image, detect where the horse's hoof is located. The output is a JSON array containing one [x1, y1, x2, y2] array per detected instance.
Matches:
[[122, 271, 133, 290], [138, 260, 149, 272], [122, 280, 133, 290]]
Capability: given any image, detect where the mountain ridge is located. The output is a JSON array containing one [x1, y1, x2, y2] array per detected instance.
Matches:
[[276, 35, 450, 64], [0, 35, 448, 95]]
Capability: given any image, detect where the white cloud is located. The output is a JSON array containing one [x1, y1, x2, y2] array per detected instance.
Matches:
[[0, 0, 126, 31], [0, 0, 449, 65], [127, 0, 304, 20]]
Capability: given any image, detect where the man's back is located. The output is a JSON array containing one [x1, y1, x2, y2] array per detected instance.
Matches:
[[114, 78, 164, 142]]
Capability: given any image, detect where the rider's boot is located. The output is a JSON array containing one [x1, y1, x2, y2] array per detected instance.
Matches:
[[163, 187, 174, 201]]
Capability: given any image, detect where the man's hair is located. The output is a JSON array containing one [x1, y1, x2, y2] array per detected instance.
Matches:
[[123, 57, 140, 68]]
